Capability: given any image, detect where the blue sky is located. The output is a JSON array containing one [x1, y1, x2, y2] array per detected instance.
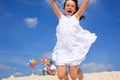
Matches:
[[0, 0, 120, 79]]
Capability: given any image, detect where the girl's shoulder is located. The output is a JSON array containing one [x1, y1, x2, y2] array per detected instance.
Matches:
[[72, 15, 79, 22], [59, 14, 79, 22], [60, 15, 74, 19], [59, 14, 79, 21], [59, 14, 66, 21]]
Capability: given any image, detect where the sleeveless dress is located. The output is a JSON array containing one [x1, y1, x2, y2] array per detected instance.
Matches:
[[52, 15, 97, 66]]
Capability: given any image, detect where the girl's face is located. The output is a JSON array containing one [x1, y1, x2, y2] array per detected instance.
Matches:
[[64, 0, 76, 16]]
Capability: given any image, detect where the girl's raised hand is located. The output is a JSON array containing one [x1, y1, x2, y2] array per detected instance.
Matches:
[[50, 0, 62, 19]]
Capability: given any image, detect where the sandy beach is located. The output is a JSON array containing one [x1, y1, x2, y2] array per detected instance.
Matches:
[[2, 71, 120, 80]]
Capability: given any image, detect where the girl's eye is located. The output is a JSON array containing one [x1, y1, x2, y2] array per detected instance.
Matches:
[[66, 4, 75, 8], [66, 4, 70, 7], [72, 5, 75, 7]]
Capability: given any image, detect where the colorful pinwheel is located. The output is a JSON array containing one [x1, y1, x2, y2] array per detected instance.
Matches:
[[28, 58, 37, 68], [41, 57, 49, 66]]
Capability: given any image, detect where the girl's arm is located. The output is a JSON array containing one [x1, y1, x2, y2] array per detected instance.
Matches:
[[50, 0, 62, 19], [75, 0, 90, 20], [50, 69, 57, 75]]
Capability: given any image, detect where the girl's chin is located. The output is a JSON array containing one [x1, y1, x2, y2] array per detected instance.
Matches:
[[66, 14, 72, 16]]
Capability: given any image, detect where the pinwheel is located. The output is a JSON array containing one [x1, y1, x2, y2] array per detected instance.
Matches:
[[29, 58, 37, 68], [28, 58, 37, 74], [41, 57, 49, 66]]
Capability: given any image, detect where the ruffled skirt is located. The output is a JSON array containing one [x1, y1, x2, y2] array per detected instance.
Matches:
[[52, 24, 97, 66]]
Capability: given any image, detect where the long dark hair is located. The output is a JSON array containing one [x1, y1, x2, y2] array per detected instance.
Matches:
[[63, 0, 85, 20]]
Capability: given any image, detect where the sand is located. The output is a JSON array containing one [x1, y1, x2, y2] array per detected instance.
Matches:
[[2, 71, 120, 80]]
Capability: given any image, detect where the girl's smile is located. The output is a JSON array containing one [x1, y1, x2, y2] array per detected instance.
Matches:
[[64, 0, 76, 16]]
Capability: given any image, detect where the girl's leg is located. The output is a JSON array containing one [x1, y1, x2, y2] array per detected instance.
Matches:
[[69, 65, 78, 80], [64, 71, 69, 80], [78, 69, 84, 80], [57, 65, 67, 80]]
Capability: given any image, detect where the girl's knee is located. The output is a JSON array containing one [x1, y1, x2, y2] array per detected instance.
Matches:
[[69, 65, 78, 80], [70, 74, 77, 80], [58, 74, 65, 80], [58, 71, 68, 79], [70, 71, 77, 80], [57, 65, 66, 80], [78, 69, 84, 80]]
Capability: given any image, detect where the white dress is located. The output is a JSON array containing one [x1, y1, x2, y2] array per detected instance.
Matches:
[[52, 15, 97, 66]]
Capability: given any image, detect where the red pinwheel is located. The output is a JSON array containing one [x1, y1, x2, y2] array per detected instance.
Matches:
[[28, 58, 37, 68], [41, 57, 49, 66]]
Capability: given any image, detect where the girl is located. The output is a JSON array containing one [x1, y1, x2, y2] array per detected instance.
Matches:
[[50, 0, 97, 80]]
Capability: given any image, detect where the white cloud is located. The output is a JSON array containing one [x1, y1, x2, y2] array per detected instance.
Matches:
[[42, 52, 52, 59], [81, 62, 114, 72], [24, 17, 38, 28], [38, 52, 53, 63], [0, 53, 28, 66], [0, 64, 10, 70], [34, 69, 43, 75], [45, 0, 50, 5], [13, 72, 24, 77], [0, 6, 11, 18]]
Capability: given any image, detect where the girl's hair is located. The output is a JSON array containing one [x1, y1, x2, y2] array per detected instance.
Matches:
[[49, 60, 53, 64], [63, 0, 85, 20]]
